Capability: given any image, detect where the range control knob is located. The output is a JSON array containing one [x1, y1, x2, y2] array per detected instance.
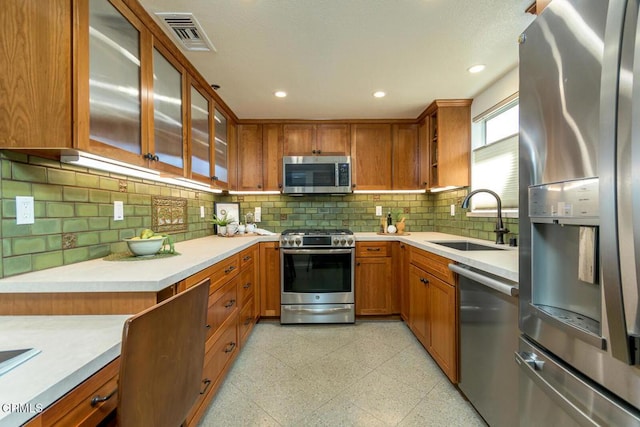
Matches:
[[340, 239, 346, 245], [295, 238, 302, 246], [347, 238, 354, 245], [333, 238, 339, 245]]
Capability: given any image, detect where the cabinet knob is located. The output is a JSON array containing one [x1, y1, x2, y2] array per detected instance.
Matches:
[[211, 176, 218, 181], [153, 154, 159, 162], [278, 184, 283, 189], [143, 152, 154, 160], [352, 184, 356, 188], [312, 150, 317, 154], [317, 149, 322, 154], [356, 262, 361, 266], [257, 184, 262, 189], [422, 182, 428, 186]]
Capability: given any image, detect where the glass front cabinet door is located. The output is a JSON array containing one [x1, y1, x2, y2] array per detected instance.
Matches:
[[190, 83, 213, 183], [150, 45, 186, 175], [213, 108, 229, 189], [87, 0, 147, 166]]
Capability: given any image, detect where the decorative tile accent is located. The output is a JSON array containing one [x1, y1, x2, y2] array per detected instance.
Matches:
[[62, 233, 77, 249], [152, 196, 188, 233], [119, 180, 128, 192]]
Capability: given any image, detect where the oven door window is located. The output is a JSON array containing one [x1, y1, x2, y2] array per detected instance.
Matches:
[[283, 252, 352, 293]]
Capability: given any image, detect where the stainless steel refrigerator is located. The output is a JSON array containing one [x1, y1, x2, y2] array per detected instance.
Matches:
[[519, 0, 640, 424]]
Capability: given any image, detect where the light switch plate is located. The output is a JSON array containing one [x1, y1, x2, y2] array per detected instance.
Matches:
[[375, 206, 382, 216], [450, 204, 456, 216], [16, 196, 35, 225], [200, 206, 205, 218], [254, 207, 262, 222], [114, 201, 124, 221]]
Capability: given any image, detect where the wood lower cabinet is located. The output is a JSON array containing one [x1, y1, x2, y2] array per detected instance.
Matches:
[[259, 241, 281, 317], [393, 242, 410, 319], [24, 359, 119, 427], [408, 247, 458, 383], [184, 244, 259, 427], [355, 242, 392, 315]]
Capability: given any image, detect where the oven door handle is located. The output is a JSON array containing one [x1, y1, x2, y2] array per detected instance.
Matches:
[[284, 306, 354, 314], [281, 248, 354, 255]]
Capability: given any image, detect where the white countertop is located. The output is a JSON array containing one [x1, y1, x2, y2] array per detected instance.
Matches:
[[357, 232, 519, 282], [0, 315, 129, 427], [0, 234, 278, 293], [0, 232, 517, 294]]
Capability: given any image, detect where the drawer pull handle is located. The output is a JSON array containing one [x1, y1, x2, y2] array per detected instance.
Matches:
[[199, 379, 212, 395], [224, 265, 236, 274], [224, 342, 237, 353], [205, 324, 211, 329], [366, 247, 381, 251], [91, 389, 117, 407], [243, 256, 251, 261], [243, 283, 251, 289], [224, 299, 236, 308], [420, 277, 429, 284]]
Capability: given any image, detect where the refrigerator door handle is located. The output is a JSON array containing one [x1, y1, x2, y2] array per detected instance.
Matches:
[[515, 351, 599, 427], [600, 0, 632, 364]]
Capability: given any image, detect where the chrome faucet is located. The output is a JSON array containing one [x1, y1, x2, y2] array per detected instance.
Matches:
[[461, 189, 509, 244]]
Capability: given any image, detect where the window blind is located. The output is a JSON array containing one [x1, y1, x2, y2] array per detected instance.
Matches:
[[471, 134, 519, 210]]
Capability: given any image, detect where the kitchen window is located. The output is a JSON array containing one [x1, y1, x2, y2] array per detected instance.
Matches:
[[469, 95, 519, 214]]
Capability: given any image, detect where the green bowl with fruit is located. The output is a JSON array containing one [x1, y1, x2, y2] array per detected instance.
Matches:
[[124, 229, 166, 256]]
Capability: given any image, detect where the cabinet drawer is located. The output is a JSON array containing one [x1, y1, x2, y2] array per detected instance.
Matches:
[[410, 248, 454, 285], [189, 318, 238, 423], [184, 253, 240, 291], [356, 241, 391, 257], [237, 267, 255, 305], [24, 359, 119, 427], [206, 278, 238, 343], [239, 245, 258, 270]]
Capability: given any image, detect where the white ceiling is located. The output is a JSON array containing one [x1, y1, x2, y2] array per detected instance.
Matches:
[[138, 0, 536, 120]]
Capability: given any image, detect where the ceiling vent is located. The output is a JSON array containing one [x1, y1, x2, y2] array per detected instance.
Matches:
[[155, 13, 216, 52]]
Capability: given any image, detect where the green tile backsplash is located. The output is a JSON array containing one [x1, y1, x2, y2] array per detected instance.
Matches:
[[0, 150, 519, 278]]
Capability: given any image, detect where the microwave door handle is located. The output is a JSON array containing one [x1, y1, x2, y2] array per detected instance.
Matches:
[[335, 163, 339, 187]]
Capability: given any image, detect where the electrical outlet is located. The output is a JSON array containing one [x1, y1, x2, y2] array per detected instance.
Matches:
[[200, 206, 205, 218], [375, 206, 382, 216], [450, 204, 456, 216], [16, 196, 35, 225], [114, 201, 124, 221], [254, 207, 262, 222]]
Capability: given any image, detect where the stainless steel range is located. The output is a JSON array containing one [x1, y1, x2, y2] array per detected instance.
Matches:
[[280, 229, 355, 324]]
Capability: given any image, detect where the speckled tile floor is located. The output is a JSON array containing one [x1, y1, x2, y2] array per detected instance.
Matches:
[[199, 321, 486, 427]]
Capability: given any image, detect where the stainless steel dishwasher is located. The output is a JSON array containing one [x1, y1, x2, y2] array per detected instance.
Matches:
[[449, 263, 519, 427]]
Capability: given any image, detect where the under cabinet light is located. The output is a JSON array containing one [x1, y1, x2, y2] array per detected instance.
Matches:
[[229, 190, 281, 195], [429, 186, 462, 193], [353, 189, 427, 194], [60, 152, 222, 193]]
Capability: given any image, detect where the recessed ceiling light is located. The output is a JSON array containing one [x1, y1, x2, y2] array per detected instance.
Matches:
[[468, 64, 486, 74], [274, 91, 287, 98], [373, 91, 386, 98]]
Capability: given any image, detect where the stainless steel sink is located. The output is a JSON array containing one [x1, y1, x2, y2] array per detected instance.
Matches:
[[0, 348, 40, 376], [429, 240, 506, 251]]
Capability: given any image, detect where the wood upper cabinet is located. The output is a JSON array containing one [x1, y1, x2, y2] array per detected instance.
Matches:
[[263, 124, 284, 191], [188, 79, 214, 184], [236, 123, 282, 191], [237, 124, 264, 191], [1, 0, 73, 149], [355, 242, 392, 315], [283, 124, 349, 156], [351, 124, 392, 191], [392, 124, 419, 189], [423, 99, 472, 189], [316, 124, 350, 155], [149, 43, 187, 176], [418, 119, 430, 188]]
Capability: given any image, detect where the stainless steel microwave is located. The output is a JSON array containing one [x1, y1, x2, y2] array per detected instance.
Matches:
[[282, 156, 352, 194]]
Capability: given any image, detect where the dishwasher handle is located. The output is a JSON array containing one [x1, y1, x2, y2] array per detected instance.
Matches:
[[448, 263, 519, 297]]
